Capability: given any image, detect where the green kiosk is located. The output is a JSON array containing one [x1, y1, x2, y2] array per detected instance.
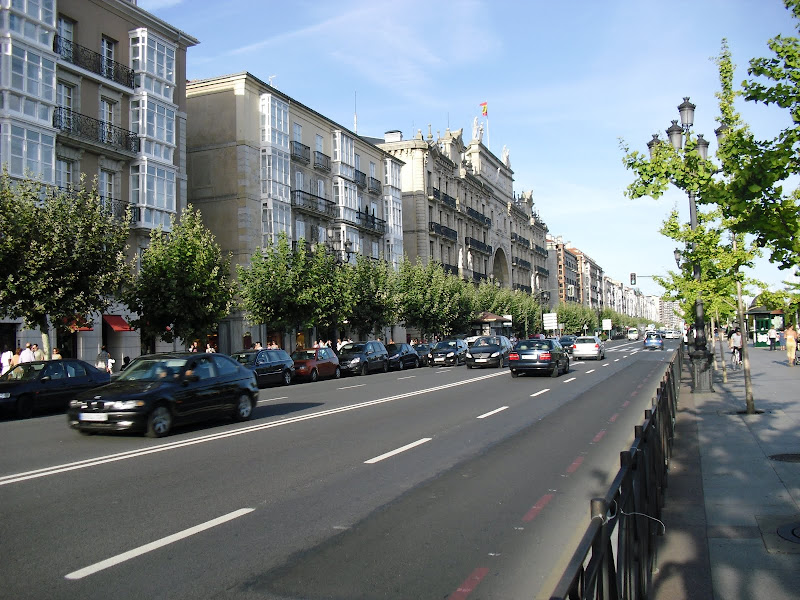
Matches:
[[746, 306, 784, 348]]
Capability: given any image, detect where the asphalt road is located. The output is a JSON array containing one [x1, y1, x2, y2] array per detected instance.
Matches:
[[0, 339, 679, 600]]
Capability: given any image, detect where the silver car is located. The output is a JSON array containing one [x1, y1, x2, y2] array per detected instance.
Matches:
[[572, 336, 605, 360]]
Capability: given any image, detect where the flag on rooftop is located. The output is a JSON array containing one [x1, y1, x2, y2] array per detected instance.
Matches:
[[480, 102, 488, 117]]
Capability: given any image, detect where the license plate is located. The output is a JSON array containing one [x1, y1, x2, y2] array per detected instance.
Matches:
[[475, 358, 488, 362], [79, 413, 108, 422], [434, 357, 445, 362], [522, 353, 538, 360]]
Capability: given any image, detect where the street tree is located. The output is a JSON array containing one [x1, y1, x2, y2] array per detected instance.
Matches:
[[348, 254, 395, 339], [0, 174, 129, 357], [125, 205, 235, 352]]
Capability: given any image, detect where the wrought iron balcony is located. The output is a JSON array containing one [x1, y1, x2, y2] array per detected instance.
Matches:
[[431, 187, 441, 200], [367, 176, 382, 195], [53, 107, 139, 154], [513, 283, 533, 293], [465, 236, 492, 255], [53, 35, 134, 88], [442, 263, 459, 276], [354, 169, 367, 189], [511, 232, 531, 248], [464, 205, 491, 227], [441, 192, 457, 209], [336, 206, 386, 234], [512, 256, 532, 270], [535, 265, 550, 277], [291, 190, 336, 218], [291, 141, 310, 164], [534, 243, 549, 257], [313, 151, 331, 171], [428, 221, 459, 242]]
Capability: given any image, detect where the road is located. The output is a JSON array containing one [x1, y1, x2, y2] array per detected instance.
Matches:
[[0, 339, 679, 600]]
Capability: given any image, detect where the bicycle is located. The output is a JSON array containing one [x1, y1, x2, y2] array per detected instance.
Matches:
[[730, 347, 742, 370]]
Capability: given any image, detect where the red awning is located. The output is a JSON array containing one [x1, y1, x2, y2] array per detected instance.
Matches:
[[103, 314, 133, 332]]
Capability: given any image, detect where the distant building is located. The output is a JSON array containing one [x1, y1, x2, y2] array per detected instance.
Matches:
[[546, 235, 580, 305]]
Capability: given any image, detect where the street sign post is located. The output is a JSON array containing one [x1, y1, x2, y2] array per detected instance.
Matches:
[[543, 312, 558, 333]]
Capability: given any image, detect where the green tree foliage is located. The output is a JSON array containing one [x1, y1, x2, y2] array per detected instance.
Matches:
[[0, 174, 129, 356], [556, 302, 599, 335], [125, 205, 234, 350], [348, 255, 395, 339]]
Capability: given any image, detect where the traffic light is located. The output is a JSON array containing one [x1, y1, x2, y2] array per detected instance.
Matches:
[[630, 272, 637, 285]]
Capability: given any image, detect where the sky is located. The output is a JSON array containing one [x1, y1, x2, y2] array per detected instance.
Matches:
[[138, 0, 799, 298]]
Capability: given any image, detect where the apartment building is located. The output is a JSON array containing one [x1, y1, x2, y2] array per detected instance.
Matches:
[[185, 72, 404, 353], [375, 124, 549, 295], [568, 246, 603, 309], [546, 235, 580, 305], [0, 0, 197, 362]]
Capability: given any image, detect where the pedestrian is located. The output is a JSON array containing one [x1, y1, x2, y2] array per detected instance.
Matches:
[[19, 343, 34, 363], [120, 356, 131, 370], [768, 326, 777, 351], [190, 341, 199, 352], [96, 345, 111, 373], [1, 346, 12, 375], [51, 347, 63, 360], [11, 347, 22, 368], [730, 328, 743, 364], [784, 324, 797, 367], [205, 342, 216, 353], [32, 343, 45, 361]]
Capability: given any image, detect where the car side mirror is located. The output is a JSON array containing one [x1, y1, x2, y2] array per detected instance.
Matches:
[[40, 375, 51, 383]]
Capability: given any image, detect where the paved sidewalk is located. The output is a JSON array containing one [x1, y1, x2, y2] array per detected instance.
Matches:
[[653, 344, 800, 600]]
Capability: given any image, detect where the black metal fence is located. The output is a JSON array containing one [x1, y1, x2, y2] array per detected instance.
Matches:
[[550, 349, 682, 600]]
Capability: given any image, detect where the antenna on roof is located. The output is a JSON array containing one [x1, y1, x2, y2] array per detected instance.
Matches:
[[354, 91, 357, 133], [268, 75, 276, 87]]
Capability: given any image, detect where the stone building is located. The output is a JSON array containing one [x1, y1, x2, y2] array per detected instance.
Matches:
[[0, 0, 197, 364], [546, 235, 580, 306]]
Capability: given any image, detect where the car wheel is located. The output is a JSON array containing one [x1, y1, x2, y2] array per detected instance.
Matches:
[[334, 366, 341, 379], [146, 404, 172, 438], [397, 359, 404, 371], [382, 361, 389, 373], [233, 394, 254, 422], [413, 358, 419, 369], [361, 362, 369, 376], [310, 368, 318, 382], [510, 369, 519, 378], [282, 370, 292, 386], [466, 363, 473, 369], [550, 362, 560, 378], [15, 395, 34, 419]]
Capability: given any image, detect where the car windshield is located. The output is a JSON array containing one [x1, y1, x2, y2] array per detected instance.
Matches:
[[340, 343, 365, 353], [115, 357, 189, 382], [559, 336, 574, 344], [434, 340, 458, 350], [291, 350, 317, 360], [232, 352, 257, 366], [576, 337, 596, 344], [385, 344, 399, 353], [646, 332, 660, 339], [474, 337, 500, 346], [1, 362, 45, 381], [515, 341, 551, 351]]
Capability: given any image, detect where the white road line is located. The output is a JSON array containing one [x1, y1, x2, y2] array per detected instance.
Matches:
[[602, 363, 610, 367], [563, 377, 577, 383], [477, 406, 509, 419], [257, 396, 287, 404], [337, 384, 365, 390], [586, 369, 595, 374], [1, 371, 506, 487], [365, 438, 432, 464], [614, 359, 620, 362], [530, 389, 550, 397], [65, 508, 254, 580], [396, 375, 416, 380]]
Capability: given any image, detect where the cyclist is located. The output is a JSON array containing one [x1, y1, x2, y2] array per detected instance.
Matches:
[[729, 328, 743, 367]]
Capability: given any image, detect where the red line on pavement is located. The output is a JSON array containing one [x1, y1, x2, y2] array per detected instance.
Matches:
[[622, 400, 630, 408], [592, 430, 606, 443], [450, 567, 490, 599], [522, 493, 555, 522], [566, 456, 584, 474], [609, 413, 619, 423]]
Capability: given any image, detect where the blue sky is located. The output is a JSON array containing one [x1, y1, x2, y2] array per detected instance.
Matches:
[[139, 0, 798, 298]]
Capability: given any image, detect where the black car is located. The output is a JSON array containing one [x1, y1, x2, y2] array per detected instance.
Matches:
[[386, 343, 421, 370], [558, 335, 577, 354], [67, 352, 259, 437], [0, 359, 110, 419], [465, 335, 512, 368], [232, 348, 294, 387], [413, 343, 433, 366], [508, 338, 570, 378], [427, 339, 468, 366], [338, 341, 389, 376]]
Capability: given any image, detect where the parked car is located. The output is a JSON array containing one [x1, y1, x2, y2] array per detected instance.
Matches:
[[465, 335, 512, 368], [385, 343, 420, 370], [464, 335, 480, 348], [643, 331, 664, 350], [0, 359, 110, 419], [664, 329, 681, 339], [290, 347, 340, 381], [413, 343, 433, 366], [572, 336, 606, 361], [67, 352, 259, 437], [232, 348, 294, 387], [627, 328, 640, 341], [558, 335, 577, 354], [427, 339, 468, 366], [338, 341, 389, 376], [508, 338, 569, 378]]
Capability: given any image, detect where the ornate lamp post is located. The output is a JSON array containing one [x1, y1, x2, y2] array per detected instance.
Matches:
[[650, 97, 713, 392]]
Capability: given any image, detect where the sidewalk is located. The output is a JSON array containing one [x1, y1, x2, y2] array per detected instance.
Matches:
[[652, 344, 800, 600]]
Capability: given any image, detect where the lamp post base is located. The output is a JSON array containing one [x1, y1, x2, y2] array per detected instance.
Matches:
[[689, 348, 714, 393]]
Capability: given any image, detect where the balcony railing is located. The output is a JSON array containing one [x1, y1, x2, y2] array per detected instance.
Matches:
[[291, 190, 336, 218], [534, 243, 549, 257], [53, 107, 139, 153], [54, 35, 134, 88], [511, 232, 531, 248], [513, 283, 533, 293], [442, 263, 459, 276], [428, 221, 458, 242], [291, 141, 310, 164], [336, 205, 386, 235], [313, 151, 331, 171], [367, 176, 382, 195], [431, 187, 441, 200], [535, 265, 550, 277], [464, 205, 491, 227], [441, 192, 457, 209], [354, 170, 367, 189], [465, 236, 492, 255], [512, 256, 532, 270]]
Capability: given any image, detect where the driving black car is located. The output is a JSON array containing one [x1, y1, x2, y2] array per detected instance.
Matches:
[[427, 339, 468, 366], [465, 335, 512, 368], [413, 343, 432, 366], [558, 335, 577, 354], [0, 359, 110, 419], [338, 341, 389, 375], [67, 352, 259, 437], [232, 348, 294, 387], [508, 338, 570, 378], [386, 343, 420, 370]]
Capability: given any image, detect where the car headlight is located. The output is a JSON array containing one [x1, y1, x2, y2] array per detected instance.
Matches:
[[0, 392, 10, 399], [69, 399, 84, 407], [491, 352, 499, 357], [111, 400, 146, 410], [350, 357, 361, 364], [466, 352, 473, 358], [447, 351, 455, 357]]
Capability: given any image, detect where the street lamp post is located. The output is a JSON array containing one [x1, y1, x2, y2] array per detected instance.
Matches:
[[652, 97, 713, 392]]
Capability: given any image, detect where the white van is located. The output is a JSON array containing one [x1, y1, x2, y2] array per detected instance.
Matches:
[[627, 328, 640, 341]]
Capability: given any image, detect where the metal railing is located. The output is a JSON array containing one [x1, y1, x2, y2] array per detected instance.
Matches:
[[354, 169, 367, 188], [290, 190, 336, 218], [291, 141, 310, 163], [512, 256, 531, 270], [53, 107, 139, 153], [429, 221, 458, 242], [367, 176, 382, 195], [313, 151, 331, 171], [465, 236, 492, 255], [511, 232, 531, 248], [550, 350, 682, 600], [54, 35, 135, 88]]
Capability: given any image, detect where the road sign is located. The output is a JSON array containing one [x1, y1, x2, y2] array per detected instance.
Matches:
[[543, 312, 558, 330], [602, 318, 612, 331]]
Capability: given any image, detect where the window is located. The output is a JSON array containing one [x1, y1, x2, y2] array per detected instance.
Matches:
[[293, 122, 302, 142], [9, 124, 54, 180], [12, 0, 54, 24], [130, 31, 176, 100], [99, 169, 115, 201], [131, 163, 176, 229], [317, 179, 325, 198], [55, 159, 72, 188], [100, 98, 114, 142], [101, 37, 116, 78], [315, 134, 323, 153], [261, 148, 289, 200], [295, 219, 305, 240], [295, 170, 303, 192], [10, 45, 55, 101], [211, 354, 238, 376]]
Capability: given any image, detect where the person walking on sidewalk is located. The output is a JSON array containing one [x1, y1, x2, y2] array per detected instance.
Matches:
[[785, 324, 797, 367], [768, 326, 777, 351]]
